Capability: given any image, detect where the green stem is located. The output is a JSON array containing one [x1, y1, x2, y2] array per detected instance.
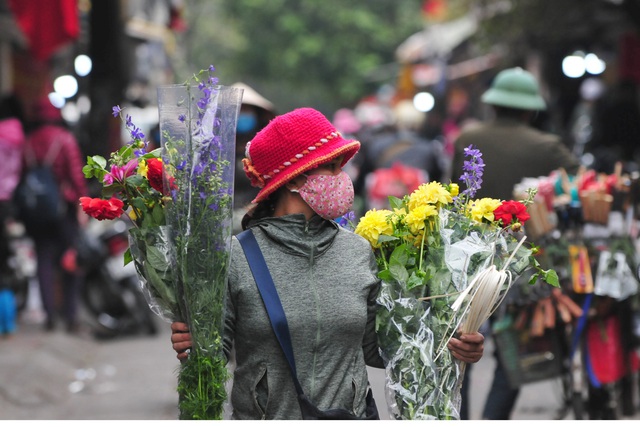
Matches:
[[121, 185, 145, 227], [418, 226, 427, 271], [380, 247, 389, 271]]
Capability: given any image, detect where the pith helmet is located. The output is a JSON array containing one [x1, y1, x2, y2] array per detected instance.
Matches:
[[481, 67, 547, 111]]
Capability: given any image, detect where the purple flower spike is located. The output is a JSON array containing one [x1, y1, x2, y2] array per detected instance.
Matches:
[[458, 144, 485, 201], [112, 105, 122, 118]]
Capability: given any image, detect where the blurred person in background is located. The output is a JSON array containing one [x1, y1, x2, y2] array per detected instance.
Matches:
[[353, 99, 445, 213], [20, 97, 88, 333], [0, 94, 26, 337], [231, 82, 277, 234], [587, 78, 640, 174], [452, 67, 579, 201], [332, 107, 364, 213], [566, 77, 606, 160], [332, 107, 363, 180], [451, 67, 580, 420]]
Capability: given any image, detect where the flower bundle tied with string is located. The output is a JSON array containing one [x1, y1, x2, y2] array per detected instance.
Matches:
[[354, 145, 558, 420]]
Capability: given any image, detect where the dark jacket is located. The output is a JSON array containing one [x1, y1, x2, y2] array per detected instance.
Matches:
[[224, 214, 382, 419], [24, 124, 88, 204], [451, 118, 580, 201]]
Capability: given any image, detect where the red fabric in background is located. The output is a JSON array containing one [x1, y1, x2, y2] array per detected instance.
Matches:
[[587, 315, 640, 385], [8, 0, 79, 62]]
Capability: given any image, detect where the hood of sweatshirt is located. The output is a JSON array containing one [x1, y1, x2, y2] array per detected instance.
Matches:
[[249, 213, 339, 259]]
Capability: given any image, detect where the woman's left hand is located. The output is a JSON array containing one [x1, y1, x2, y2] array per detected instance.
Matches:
[[447, 331, 484, 363]]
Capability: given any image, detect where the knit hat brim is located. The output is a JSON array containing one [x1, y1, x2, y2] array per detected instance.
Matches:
[[251, 137, 360, 204]]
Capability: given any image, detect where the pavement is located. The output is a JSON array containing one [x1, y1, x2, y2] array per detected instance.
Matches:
[[2, 288, 639, 421]]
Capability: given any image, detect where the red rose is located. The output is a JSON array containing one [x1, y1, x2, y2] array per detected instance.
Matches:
[[493, 200, 531, 227], [146, 158, 165, 194], [79, 196, 125, 220]]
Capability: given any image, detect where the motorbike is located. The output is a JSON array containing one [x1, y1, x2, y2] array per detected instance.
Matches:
[[78, 217, 158, 339]]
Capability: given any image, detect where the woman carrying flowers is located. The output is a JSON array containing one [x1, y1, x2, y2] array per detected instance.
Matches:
[[169, 107, 485, 420]]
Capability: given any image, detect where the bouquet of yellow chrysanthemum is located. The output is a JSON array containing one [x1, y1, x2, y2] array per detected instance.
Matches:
[[354, 145, 557, 420]]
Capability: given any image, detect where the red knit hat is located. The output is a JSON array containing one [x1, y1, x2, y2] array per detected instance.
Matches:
[[242, 107, 360, 203]]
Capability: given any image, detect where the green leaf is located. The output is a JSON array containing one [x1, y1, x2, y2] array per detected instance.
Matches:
[[542, 269, 560, 287], [131, 197, 146, 211], [152, 203, 165, 225], [378, 235, 399, 244], [389, 263, 409, 284], [123, 248, 133, 266], [143, 261, 177, 307], [100, 188, 117, 199], [127, 174, 145, 186], [117, 144, 134, 158], [377, 269, 393, 281], [90, 155, 107, 169], [82, 164, 94, 178], [142, 148, 162, 158], [406, 271, 426, 290], [389, 244, 411, 266], [146, 245, 169, 272], [528, 272, 539, 285], [83, 156, 108, 178], [388, 196, 404, 210]]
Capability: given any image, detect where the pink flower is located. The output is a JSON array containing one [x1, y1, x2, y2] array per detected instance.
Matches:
[[103, 159, 138, 184]]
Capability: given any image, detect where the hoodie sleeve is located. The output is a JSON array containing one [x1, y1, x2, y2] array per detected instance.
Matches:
[[363, 248, 384, 368]]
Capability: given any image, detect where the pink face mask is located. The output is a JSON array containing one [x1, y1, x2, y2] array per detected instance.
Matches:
[[292, 171, 355, 220]]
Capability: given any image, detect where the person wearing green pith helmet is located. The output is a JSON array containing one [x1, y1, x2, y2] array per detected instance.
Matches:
[[452, 67, 580, 420], [452, 67, 580, 201]]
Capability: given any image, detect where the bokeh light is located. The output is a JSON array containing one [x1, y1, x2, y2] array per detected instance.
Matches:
[[413, 92, 435, 112]]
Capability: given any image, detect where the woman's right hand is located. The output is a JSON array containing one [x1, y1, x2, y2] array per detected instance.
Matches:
[[170, 321, 192, 361]]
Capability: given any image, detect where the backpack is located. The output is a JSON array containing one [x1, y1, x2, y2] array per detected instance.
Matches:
[[14, 138, 67, 235]]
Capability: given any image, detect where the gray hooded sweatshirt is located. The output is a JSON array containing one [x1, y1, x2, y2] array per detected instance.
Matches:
[[223, 213, 383, 419]]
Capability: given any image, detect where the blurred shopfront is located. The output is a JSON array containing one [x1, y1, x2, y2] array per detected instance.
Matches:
[[393, 0, 640, 139], [0, 0, 184, 171]]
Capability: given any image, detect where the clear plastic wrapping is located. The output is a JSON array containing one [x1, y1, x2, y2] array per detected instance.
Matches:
[[155, 81, 243, 419], [128, 225, 180, 322]]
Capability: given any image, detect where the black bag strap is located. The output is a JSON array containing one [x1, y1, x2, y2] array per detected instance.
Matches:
[[236, 229, 305, 396]]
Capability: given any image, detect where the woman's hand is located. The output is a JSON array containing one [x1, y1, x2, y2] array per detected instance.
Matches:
[[447, 331, 484, 364], [171, 321, 193, 362]]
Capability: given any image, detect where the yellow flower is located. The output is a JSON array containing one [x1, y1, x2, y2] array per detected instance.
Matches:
[[129, 209, 138, 221], [403, 204, 438, 235], [468, 198, 502, 223], [408, 182, 453, 210], [406, 230, 425, 247], [448, 183, 459, 197], [354, 209, 394, 248], [393, 206, 407, 216], [138, 159, 149, 178]]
